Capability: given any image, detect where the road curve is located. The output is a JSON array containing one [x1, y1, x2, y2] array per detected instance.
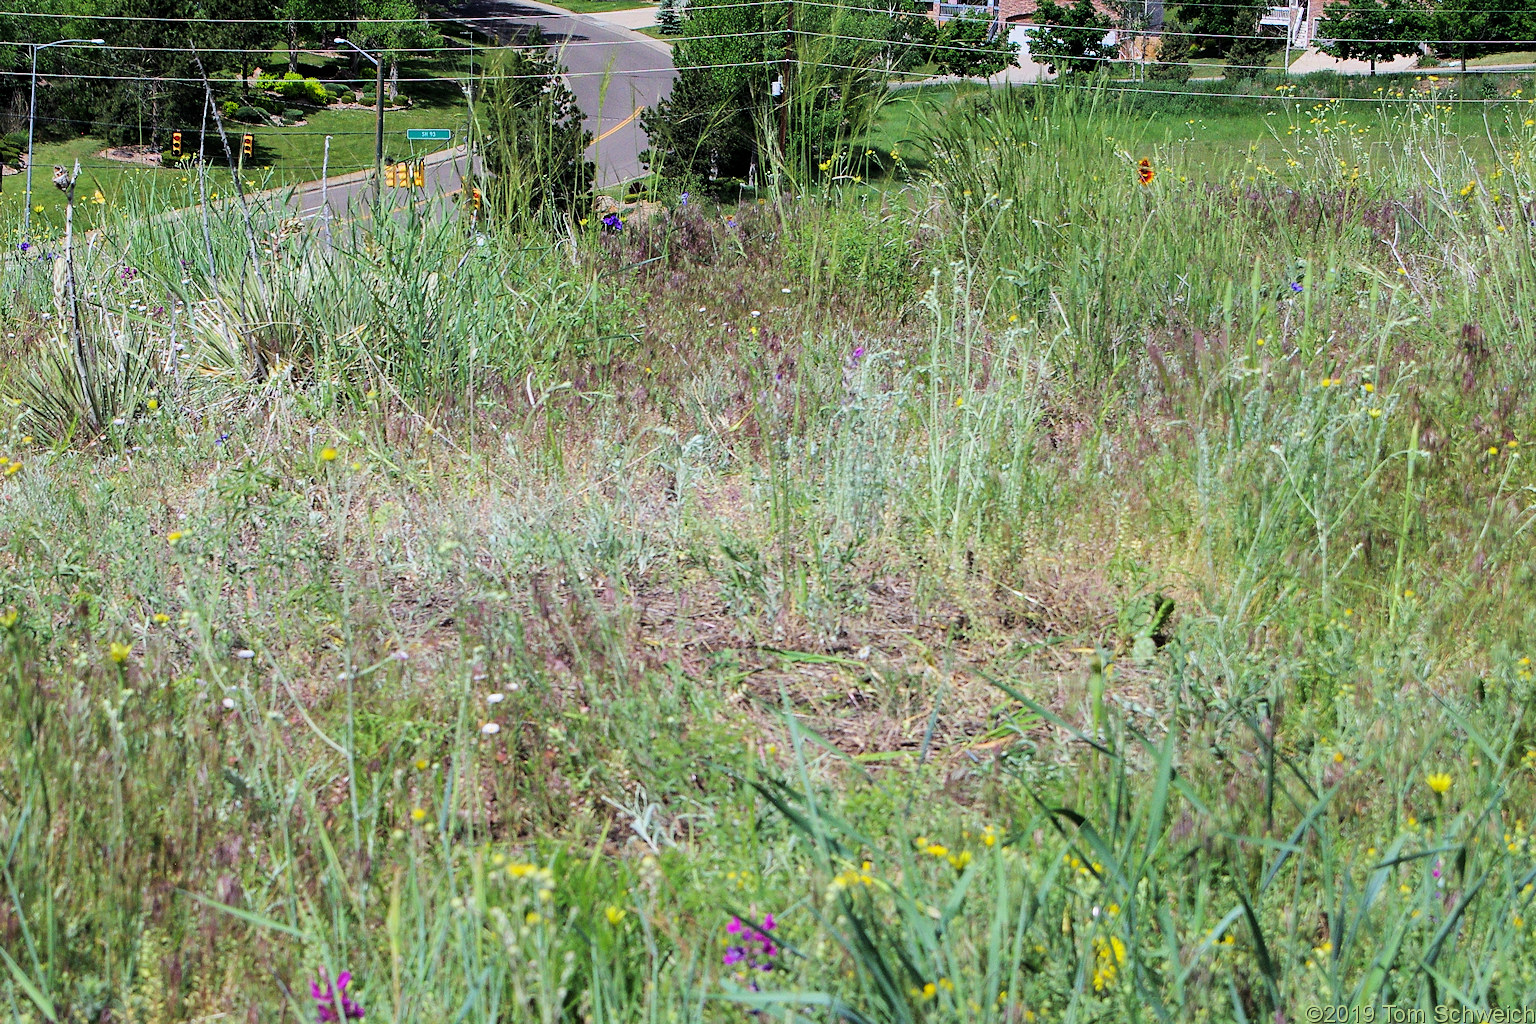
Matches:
[[448, 0, 677, 186]]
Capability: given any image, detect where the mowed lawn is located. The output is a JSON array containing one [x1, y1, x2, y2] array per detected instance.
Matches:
[[866, 77, 1517, 179], [8, 78, 469, 234]]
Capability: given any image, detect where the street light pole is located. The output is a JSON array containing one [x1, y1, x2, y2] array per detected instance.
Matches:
[[335, 38, 384, 211], [23, 37, 105, 240]]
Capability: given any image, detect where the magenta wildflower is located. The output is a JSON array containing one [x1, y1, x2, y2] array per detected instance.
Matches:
[[310, 970, 365, 1021], [722, 914, 779, 973]]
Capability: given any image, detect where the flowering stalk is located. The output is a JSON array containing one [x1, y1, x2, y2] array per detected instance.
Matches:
[[310, 970, 365, 1021]]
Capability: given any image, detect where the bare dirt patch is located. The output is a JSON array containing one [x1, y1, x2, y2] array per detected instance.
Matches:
[[98, 145, 163, 166]]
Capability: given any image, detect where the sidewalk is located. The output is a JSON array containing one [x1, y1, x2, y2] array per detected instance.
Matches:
[[893, 56, 1057, 90], [1286, 45, 1536, 76], [588, 5, 659, 30], [1287, 46, 1418, 76]]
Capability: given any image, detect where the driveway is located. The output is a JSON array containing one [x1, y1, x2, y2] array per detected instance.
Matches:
[[448, 0, 677, 186]]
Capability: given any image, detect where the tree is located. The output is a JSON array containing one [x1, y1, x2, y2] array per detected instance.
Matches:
[[477, 32, 593, 221], [1434, 0, 1536, 72], [933, 11, 1018, 77], [1318, 0, 1425, 73], [1031, 0, 1114, 74], [347, 0, 441, 102], [657, 0, 685, 36], [1169, 0, 1265, 62], [50, 0, 265, 148], [279, 0, 340, 75]]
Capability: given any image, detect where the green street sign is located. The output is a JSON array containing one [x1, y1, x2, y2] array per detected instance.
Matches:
[[406, 129, 453, 141]]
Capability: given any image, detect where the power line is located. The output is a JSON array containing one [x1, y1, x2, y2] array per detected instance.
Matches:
[[4, 21, 1536, 56], [5, 0, 1536, 21]]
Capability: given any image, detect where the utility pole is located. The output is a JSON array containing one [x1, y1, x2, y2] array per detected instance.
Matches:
[[336, 37, 385, 213], [23, 37, 104, 240]]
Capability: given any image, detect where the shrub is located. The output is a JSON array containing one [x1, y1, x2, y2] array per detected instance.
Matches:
[[220, 99, 239, 119], [642, 0, 929, 188], [234, 105, 268, 123], [281, 107, 304, 122], [274, 72, 330, 105]]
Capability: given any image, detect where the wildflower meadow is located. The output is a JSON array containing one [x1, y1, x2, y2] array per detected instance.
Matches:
[[2, 77, 1536, 1024]]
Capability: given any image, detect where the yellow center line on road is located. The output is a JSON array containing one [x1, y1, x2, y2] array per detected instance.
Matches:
[[592, 108, 641, 145]]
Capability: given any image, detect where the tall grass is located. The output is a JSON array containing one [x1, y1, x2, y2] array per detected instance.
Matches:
[[0, 79, 1534, 1022]]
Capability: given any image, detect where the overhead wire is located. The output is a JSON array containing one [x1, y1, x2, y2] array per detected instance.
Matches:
[[5, 2, 1533, 166], [7, 0, 1536, 22]]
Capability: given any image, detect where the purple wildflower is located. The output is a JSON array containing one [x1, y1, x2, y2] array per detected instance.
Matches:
[[120, 266, 139, 282], [1290, 281, 1303, 293], [722, 914, 780, 974], [679, 192, 689, 207], [726, 215, 738, 229], [851, 345, 865, 361], [18, 241, 30, 253], [310, 970, 365, 1022], [601, 212, 623, 232]]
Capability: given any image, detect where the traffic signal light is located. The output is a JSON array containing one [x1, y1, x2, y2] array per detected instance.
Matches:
[[171, 131, 182, 157], [242, 134, 253, 158], [412, 161, 424, 188], [383, 163, 395, 187], [469, 187, 482, 211]]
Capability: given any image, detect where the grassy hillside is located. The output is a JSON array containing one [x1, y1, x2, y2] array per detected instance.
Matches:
[[1, 81, 1535, 1022]]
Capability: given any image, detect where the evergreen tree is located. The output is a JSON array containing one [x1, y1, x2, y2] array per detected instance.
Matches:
[[657, 0, 684, 36], [477, 31, 593, 221], [1146, 11, 1194, 80]]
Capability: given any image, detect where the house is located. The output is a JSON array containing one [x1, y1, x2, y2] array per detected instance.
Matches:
[[1265, 0, 1365, 50], [932, 0, 1162, 64]]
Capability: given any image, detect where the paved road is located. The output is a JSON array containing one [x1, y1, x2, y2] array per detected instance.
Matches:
[[449, 0, 677, 186], [283, 146, 473, 222], [270, 3, 671, 221]]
